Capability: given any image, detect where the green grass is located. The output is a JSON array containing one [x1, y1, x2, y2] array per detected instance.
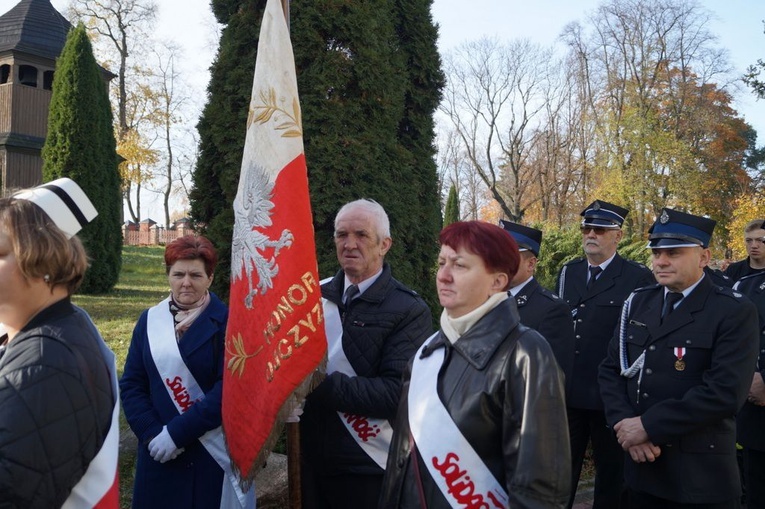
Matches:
[[74, 246, 168, 369], [73, 245, 167, 509]]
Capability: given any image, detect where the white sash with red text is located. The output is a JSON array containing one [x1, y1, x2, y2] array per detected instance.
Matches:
[[147, 298, 254, 509], [62, 309, 119, 509], [409, 340, 509, 509], [323, 296, 393, 469]]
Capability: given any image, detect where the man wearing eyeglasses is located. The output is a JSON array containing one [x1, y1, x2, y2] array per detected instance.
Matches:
[[556, 200, 654, 509], [724, 219, 765, 282]]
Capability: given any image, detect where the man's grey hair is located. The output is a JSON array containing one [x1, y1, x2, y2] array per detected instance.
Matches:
[[335, 199, 391, 240]]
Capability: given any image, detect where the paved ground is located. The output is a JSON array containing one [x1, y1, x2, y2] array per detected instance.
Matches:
[[571, 486, 594, 509], [571, 488, 752, 509]]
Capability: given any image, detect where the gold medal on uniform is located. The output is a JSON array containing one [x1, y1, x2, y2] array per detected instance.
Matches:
[[674, 347, 686, 371]]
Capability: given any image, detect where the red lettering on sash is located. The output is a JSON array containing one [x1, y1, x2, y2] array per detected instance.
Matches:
[[486, 492, 504, 508], [432, 452, 495, 509], [342, 413, 381, 442], [165, 376, 197, 413]]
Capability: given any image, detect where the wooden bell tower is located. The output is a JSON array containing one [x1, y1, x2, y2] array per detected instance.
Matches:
[[0, 0, 74, 192]]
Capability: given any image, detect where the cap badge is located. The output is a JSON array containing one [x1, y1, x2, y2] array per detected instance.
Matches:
[[592, 202, 601, 210], [660, 210, 670, 224]]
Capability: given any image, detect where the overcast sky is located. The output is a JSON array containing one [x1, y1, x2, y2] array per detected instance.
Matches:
[[9, 0, 764, 219], [432, 0, 765, 134]]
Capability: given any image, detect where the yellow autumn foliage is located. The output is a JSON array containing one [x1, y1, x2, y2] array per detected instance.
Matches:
[[727, 194, 765, 260]]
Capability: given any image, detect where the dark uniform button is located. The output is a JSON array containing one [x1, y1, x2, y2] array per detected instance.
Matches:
[[645, 369, 653, 375], [649, 345, 656, 351], [642, 393, 649, 399]]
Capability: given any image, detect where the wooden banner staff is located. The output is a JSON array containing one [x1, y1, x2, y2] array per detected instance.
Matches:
[[287, 423, 301, 509], [281, 0, 290, 30], [278, 1, 301, 507]]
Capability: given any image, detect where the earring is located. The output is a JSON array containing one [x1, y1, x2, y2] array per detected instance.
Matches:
[[43, 274, 50, 283]]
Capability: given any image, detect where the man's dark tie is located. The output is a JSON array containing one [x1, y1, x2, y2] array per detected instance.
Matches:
[[344, 284, 360, 305], [661, 291, 683, 322], [587, 266, 602, 290]]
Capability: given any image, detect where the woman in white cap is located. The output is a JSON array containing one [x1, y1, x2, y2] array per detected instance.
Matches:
[[0, 178, 119, 508]]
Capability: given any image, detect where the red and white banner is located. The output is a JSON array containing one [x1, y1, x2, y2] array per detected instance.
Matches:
[[222, 0, 327, 485]]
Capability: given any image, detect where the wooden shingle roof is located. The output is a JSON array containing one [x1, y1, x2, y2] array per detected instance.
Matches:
[[0, 0, 72, 61]]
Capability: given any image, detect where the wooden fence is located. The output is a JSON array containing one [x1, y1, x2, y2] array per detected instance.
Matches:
[[122, 224, 195, 246]]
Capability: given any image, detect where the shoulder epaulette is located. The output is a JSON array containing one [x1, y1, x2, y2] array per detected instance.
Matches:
[[633, 283, 660, 293], [735, 271, 764, 284], [715, 285, 746, 300], [539, 287, 563, 301], [563, 257, 586, 267], [625, 258, 650, 269], [393, 283, 420, 297]]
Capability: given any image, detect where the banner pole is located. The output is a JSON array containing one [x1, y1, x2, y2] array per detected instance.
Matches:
[[287, 422, 302, 508], [279, 1, 298, 503], [281, 0, 290, 30], [281, 2, 298, 505]]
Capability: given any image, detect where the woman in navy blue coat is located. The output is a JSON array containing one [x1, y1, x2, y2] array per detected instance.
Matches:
[[121, 235, 254, 508]]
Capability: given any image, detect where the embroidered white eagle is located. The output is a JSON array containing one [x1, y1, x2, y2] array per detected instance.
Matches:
[[231, 162, 293, 309]]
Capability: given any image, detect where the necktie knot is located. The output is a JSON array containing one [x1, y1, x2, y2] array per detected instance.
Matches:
[[344, 284, 360, 305], [587, 266, 602, 289], [662, 291, 683, 321]]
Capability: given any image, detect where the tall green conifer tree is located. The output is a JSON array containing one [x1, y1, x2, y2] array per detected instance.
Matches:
[[444, 184, 460, 226], [190, 2, 263, 299], [42, 24, 121, 293], [192, 0, 444, 303]]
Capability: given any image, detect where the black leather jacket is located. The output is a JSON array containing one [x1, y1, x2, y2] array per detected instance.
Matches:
[[0, 299, 114, 508], [379, 298, 571, 509]]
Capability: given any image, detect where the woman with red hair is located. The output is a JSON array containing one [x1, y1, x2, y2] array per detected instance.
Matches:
[[380, 221, 571, 508], [121, 235, 254, 508]]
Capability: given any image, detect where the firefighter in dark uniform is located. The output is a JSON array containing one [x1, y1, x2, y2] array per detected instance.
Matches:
[[556, 200, 654, 509], [599, 208, 759, 509], [501, 220, 574, 387], [733, 271, 765, 509]]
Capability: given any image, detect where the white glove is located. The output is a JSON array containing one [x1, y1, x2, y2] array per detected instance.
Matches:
[[148, 426, 183, 463], [286, 402, 304, 423]]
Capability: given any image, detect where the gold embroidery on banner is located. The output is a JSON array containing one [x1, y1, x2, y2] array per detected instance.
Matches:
[[247, 88, 303, 137], [226, 333, 263, 378], [226, 272, 323, 381]]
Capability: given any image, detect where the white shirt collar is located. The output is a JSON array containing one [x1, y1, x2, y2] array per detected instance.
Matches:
[[663, 273, 705, 301], [590, 251, 617, 272], [344, 267, 383, 298], [509, 276, 534, 296]]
